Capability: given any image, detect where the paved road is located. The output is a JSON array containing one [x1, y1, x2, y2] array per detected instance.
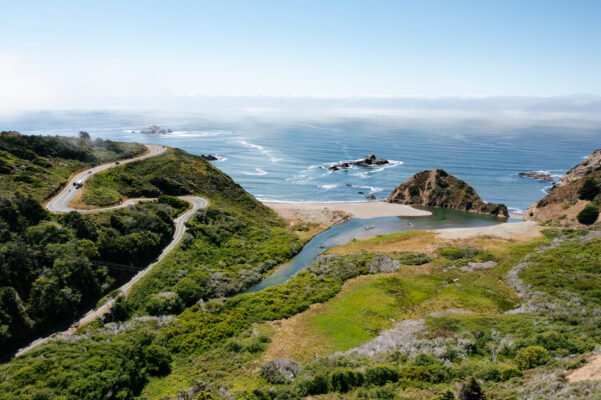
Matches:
[[15, 145, 207, 358], [46, 144, 167, 213]]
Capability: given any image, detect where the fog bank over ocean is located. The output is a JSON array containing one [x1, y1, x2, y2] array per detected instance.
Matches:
[[2, 96, 600, 214]]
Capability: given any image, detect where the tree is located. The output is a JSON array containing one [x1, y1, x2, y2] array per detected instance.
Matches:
[[79, 131, 91, 140], [457, 377, 486, 400], [579, 178, 600, 201], [577, 203, 599, 225]]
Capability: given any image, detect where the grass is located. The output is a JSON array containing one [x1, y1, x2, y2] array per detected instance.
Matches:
[[327, 230, 438, 256], [266, 236, 541, 362]]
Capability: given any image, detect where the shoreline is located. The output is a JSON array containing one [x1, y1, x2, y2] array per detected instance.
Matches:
[[263, 200, 432, 221]]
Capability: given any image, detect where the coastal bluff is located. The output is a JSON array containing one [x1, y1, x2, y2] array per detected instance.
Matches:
[[387, 169, 509, 217], [526, 149, 601, 226]]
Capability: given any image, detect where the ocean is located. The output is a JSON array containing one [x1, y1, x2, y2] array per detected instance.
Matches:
[[4, 111, 600, 213]]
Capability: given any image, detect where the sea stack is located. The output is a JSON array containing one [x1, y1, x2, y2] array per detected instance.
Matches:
[[387, 169, 509, 217]]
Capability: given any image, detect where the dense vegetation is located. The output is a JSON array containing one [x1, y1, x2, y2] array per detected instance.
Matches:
[[0, 131, 145, 201], [0, 193, 181, 357], [77, 148, 301, 315]]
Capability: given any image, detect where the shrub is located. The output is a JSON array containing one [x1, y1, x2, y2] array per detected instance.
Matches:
[[535, 330, 567, 351], [294, 374, 329, 396], [259, 358, 301, 384], [329, 368, 365, 392], [515, 346, 550, 370], [457, 377, 485, 400], [579, 178, 600, 200], [365, 365, 400, 386], [577, 203, 599, 225], [500, 367, 522, 381], [437, 246, 479, 260], [143, 344, 172, 376], [397, 252, 431, 265]]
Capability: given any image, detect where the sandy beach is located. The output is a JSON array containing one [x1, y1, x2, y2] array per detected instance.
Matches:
[[435, 221, 542, 240], [263, 201, 431, 226]]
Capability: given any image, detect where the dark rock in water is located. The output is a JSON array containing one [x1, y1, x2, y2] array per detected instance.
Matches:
[[358, 191, 364, 195], [346, 183, 353, 187], [327, 153, 388, 172], [201, 154, 219, 161], [351, 152, 389, 167], [518, 172, 554, 182], [365, 194, 376, 200], [387, 169, 509, 217], [140, 125, 173, 135]]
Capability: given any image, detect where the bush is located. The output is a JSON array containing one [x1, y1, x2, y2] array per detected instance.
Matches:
[[577, 203, 599, 225], [515, 346, 550, 370], [437, 246, 479, 260], [457, 377, 485, 400], [329, 368, 365, 392], [144, 344, 172, 376], [579, 178, 600, 200], [259, 358, 301, 384], [294, 374, 329, 396], [397, 252, 431, 265], [365, 365, 400, 386], [500, 367, 522, 381]]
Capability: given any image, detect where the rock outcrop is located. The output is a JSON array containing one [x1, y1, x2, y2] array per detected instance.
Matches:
[[351, 152, 389, 167], [140, 125, 173, 135], [327, 153, 388, 171], [387, 169, 508, 217], [518, 172, 554, 182], [553, 149, 601, 189], [526, 149, 601, 226], [201, 154, 218, 161]]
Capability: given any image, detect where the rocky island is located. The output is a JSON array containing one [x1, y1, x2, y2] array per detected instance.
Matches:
[[327, 152, 388, 171], [387, 168, 509, 217], [139, 124, 173, 135], [518, 171, 554, 182]]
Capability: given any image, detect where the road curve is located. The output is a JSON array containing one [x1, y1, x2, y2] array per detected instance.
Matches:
[[15, 145, 207, 358], [47, 144, 168, 213]]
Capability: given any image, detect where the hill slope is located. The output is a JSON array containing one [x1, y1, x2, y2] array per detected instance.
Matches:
[[526, 149, 601, 226], [387, 169, 508, 217]]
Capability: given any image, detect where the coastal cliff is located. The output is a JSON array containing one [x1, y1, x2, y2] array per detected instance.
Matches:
[[387, 169, 509, 217], [526, 149, 601, 226]]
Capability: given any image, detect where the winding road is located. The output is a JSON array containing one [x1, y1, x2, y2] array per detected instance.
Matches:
[[15, 144, 207, 358]]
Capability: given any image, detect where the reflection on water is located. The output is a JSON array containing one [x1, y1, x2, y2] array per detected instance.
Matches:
[[237, 208, 507, 295]]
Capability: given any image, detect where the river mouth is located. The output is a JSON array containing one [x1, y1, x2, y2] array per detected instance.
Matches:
[[238, 208, 513, 295]]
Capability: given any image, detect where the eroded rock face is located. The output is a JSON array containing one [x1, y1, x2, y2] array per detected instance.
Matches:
[[553, 149, 601, 189], [526, 149, 601, 226], [386, 169, 508, 217]]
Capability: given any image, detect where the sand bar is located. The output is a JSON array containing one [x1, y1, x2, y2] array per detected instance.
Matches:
[[435, 221, 542, 240], [263, 201, 431, 220]]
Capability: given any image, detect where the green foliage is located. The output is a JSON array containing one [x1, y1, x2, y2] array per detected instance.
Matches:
[[437, 246, 479, 260], [578, 178, 600, 200], [0, 320, 170, 400], [0, 132, 144, 201], [577, 203, 599, 225], [0, 194, 179, 356], [81, 186, 122, 207], [514, 346, 550, 370], [397, 252, 431, 265], [457, 377, 485, 400]]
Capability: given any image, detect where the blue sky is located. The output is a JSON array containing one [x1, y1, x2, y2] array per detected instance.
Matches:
[[1, 1, 600, 111]]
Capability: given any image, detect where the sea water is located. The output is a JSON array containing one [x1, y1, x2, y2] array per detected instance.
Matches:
[[5, 111, 601, 213]]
